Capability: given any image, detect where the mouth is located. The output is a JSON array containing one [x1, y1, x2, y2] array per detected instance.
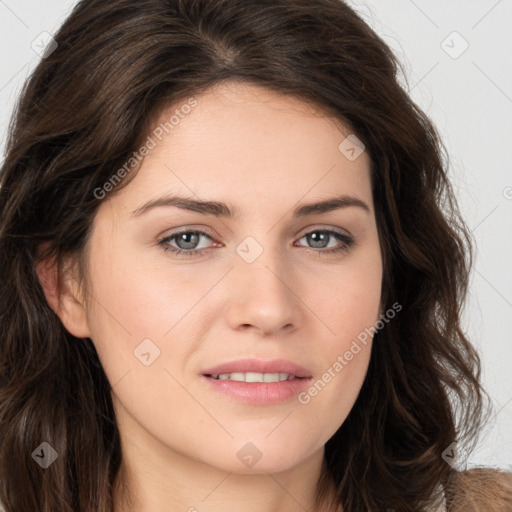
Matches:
[[201, 358, 312, 379], [200, 358, 313, 404], [205, 372, 305, 382]]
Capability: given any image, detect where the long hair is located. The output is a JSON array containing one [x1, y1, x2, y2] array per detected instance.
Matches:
[[0, 0, 487, 510]]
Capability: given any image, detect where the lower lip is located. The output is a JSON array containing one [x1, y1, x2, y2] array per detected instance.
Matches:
[[200, 375, 312, 405]]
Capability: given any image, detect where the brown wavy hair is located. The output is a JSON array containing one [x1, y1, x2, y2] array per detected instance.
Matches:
[[0, 0, 489, 510]]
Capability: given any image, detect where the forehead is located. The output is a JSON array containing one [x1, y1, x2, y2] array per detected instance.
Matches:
[[108, 81, 373, 217]]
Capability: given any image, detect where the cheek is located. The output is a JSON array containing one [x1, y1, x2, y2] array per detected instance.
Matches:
[[83, 243, 216, 383], [296, 246, 381, 428], [86, 232, 196, 334], [298, 268, 379, 435], [299, 342, 372, 445], [305, 243, 383, 343]]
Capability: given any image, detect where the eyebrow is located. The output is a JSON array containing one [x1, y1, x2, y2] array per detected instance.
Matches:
[[131, 193, 371, 218]]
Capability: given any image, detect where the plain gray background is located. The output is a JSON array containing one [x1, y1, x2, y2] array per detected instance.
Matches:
[[1, 0, 511, 470]]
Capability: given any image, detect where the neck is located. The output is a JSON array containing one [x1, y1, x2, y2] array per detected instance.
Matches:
[[113, 446, 338, 512]]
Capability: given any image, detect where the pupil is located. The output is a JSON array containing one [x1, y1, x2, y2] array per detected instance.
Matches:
[[309, 232, 327, 248], [177, 232, 199, 249], [174, 231, 329, 251]]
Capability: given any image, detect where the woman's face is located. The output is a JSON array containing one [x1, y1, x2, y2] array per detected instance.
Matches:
[[65, 82, 383, 474]]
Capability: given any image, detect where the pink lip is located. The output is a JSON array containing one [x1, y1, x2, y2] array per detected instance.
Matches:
[[201, 358, 312, 378], [200, 358, 313, 405]]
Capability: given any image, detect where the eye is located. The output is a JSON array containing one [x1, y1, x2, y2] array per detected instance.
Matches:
[[158, 228, 355, 258], [295, 229, 354, 254], [158, 229, 216, 258]]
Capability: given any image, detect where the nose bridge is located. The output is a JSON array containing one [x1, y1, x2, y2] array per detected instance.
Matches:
[[225, 234, 301, 334], [235, 235, 292, 299]]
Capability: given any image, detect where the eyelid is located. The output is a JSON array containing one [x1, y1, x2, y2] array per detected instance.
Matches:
[[295, 224, 353, 238], [160, 224, 352, 244], [158, 224, 355, 260], [160, 225, 218, 240]]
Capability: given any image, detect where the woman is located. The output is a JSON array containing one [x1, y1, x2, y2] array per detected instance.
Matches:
[[0, 0, 510, 510]]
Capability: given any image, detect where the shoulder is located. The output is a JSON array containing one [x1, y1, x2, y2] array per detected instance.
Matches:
[[444, 468, 512, 512]]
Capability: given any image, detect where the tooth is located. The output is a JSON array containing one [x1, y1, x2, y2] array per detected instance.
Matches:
[[212, 372, 296, 382], [245, 372, 263, 382], [229, 372, 246, 382]]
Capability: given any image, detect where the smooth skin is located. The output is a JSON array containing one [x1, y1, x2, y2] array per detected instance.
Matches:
[[37, 81, 384, 512]]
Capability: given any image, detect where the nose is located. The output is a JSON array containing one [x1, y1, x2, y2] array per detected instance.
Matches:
[[224, 245, 304, 337]]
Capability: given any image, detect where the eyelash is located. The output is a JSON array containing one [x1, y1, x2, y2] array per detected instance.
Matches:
[[158, 228, 355, 258]]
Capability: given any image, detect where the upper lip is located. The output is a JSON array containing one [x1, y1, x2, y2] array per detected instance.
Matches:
[[201, 358, 312, 378]]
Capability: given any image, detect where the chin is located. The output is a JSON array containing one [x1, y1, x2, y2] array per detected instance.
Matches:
[[198, 438, 320, 475]]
